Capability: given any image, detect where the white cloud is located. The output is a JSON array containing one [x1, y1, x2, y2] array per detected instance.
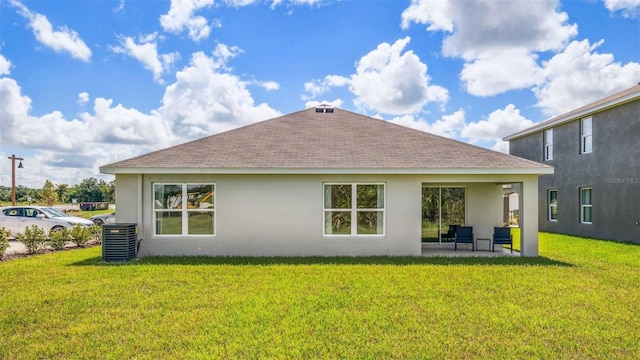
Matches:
[[257, 81, 280, 91], [0, 77, 176, 152], [389, 109, 466, 138], [0, 77, 86, 151], [160, 0, 215, 41], [604, 0, 640, 17], [227, 0, 258, 6], [401, 0, 577, 97], [303, 75, 349, 99], [77, 92, 90, 106], [212, 43, 243, 67], [302, 38, 447, 114], [0, 54, 12, 75], [159, 0, 245, 41], [460, 104, 534, 152], [81, 98, 176, 147], [401, 0, 452, 32], [304, 99, 343, 109], [270, 0, 323, 9], [159, 50, 281, 138], [534, 39, 640, 116], [460, 49, 544, 97], [1, 39, 282, 187], [111, 33, 180, 83], [0, 76, 183, 187], [10, 0, 92, 62], [113, 0, 125, 13], [350, 37, 448, 114]]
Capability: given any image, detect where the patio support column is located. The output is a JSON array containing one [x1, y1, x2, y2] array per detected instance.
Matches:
[[519, 177, 539, 257]]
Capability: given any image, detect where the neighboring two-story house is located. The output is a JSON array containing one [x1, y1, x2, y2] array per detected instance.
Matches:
[[505, 85, 640, 244]]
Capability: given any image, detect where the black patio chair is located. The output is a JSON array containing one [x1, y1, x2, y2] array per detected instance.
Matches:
[[442, 224, 459, 242], [493, 227, 513, 253], [454, 226, 474, 251]]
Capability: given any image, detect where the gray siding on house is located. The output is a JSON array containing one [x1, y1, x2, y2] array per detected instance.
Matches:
[[510, 99, 640, 243]]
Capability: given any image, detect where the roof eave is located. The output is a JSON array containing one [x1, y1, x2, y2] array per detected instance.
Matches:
[[100, 166, 554, 176], [503, 90, 640, 141]]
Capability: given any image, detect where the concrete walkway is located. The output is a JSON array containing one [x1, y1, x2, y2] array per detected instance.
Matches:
[[5, 240, 29, 256]]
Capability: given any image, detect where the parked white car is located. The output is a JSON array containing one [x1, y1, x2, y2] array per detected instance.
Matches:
[[0, 206, 94, 236]]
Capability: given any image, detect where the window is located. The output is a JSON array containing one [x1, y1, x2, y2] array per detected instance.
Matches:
[[324, 183, 385, 236], [548, 190, 558, 221], [154, 183, 215, 236], [581, 117, 592, 154], [3, 208, 22, 217], [544, 129, 553, 161], [580, 187, 592, 224]]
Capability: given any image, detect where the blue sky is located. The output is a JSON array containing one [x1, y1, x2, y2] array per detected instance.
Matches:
[[1, 0, 639, 188]]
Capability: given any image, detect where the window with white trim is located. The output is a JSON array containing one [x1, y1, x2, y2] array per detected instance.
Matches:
[[323, 183, 385, 236], [580, 187, 592, 224], [581, 117, 592, 154], [548, 189, 558, 221], [544, 129, 554, 161], [154, 183, 215, 236]]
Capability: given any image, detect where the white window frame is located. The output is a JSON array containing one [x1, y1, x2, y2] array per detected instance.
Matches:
[[580, 117, 592, 154], [153, 183, 216, 236], [580, 187, 592, 224], [548, 189, 558, 222], [544, 129, 553, 161], [323, 183, 386, 237]]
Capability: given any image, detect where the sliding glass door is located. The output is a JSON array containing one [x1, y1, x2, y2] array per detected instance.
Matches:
[[422, 187, 465, 243]]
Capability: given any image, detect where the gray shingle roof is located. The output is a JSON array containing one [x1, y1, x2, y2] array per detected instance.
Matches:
[[101, 107, 551, 174], [505, 84, 640, 141]]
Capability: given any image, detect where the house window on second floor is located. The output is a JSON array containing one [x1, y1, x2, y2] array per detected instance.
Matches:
[[580, 187, 592, 224], [581, 117, 592, 154], [548, 189, 558, 221], [544, 129, 553, 161]]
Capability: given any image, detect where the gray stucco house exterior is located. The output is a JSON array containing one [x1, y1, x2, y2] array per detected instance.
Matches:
[[505, 85, 640, 243], [101, 107, 551, 257]]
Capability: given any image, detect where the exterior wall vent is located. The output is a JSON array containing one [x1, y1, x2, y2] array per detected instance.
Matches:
[[315, 104, 335, 113]]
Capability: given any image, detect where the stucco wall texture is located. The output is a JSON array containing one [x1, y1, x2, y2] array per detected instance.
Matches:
[[510, 100, 640, 243]]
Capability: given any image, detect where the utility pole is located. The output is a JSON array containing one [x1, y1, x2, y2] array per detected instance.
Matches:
[[8, 155, 24, 206]]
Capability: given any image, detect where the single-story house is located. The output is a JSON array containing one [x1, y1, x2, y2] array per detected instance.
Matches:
[[100, 107, 552, 257]]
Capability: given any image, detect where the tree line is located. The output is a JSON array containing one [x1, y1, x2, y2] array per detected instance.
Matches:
[[0, 178, 115, 206]]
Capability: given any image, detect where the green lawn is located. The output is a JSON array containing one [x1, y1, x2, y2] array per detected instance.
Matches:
[[1, 233, 639, 359]]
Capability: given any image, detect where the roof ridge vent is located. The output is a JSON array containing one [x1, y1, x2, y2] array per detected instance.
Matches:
[[315, 104, 335, 113]]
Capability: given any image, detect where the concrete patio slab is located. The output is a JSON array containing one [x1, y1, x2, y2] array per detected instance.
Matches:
[[421, 242, 518, 257]]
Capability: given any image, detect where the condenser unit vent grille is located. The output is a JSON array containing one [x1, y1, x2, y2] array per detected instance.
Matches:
[[102, 223, 137, 261]]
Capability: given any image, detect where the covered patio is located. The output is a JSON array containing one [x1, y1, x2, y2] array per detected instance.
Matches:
[[420, 177, 538, 257]]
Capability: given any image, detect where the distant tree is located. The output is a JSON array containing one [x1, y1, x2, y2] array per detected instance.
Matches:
[[15, 186, 40, 204], [74, 177, 102, 202], [41, 180, 59, 206], [56, 183, 70, 204], [0, 187, 10, 202], [99, 180, 115, 203]]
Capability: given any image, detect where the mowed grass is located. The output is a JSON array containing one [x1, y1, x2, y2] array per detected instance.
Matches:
[[1, 233, 640, 359]]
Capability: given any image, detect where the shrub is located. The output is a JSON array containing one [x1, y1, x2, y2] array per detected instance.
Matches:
[[89, 225, 102, 244], [49, 227, 71, 250], [0, 227, 11, 260], [70, 225, 92, 247], [16, 225, 47, 254]]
